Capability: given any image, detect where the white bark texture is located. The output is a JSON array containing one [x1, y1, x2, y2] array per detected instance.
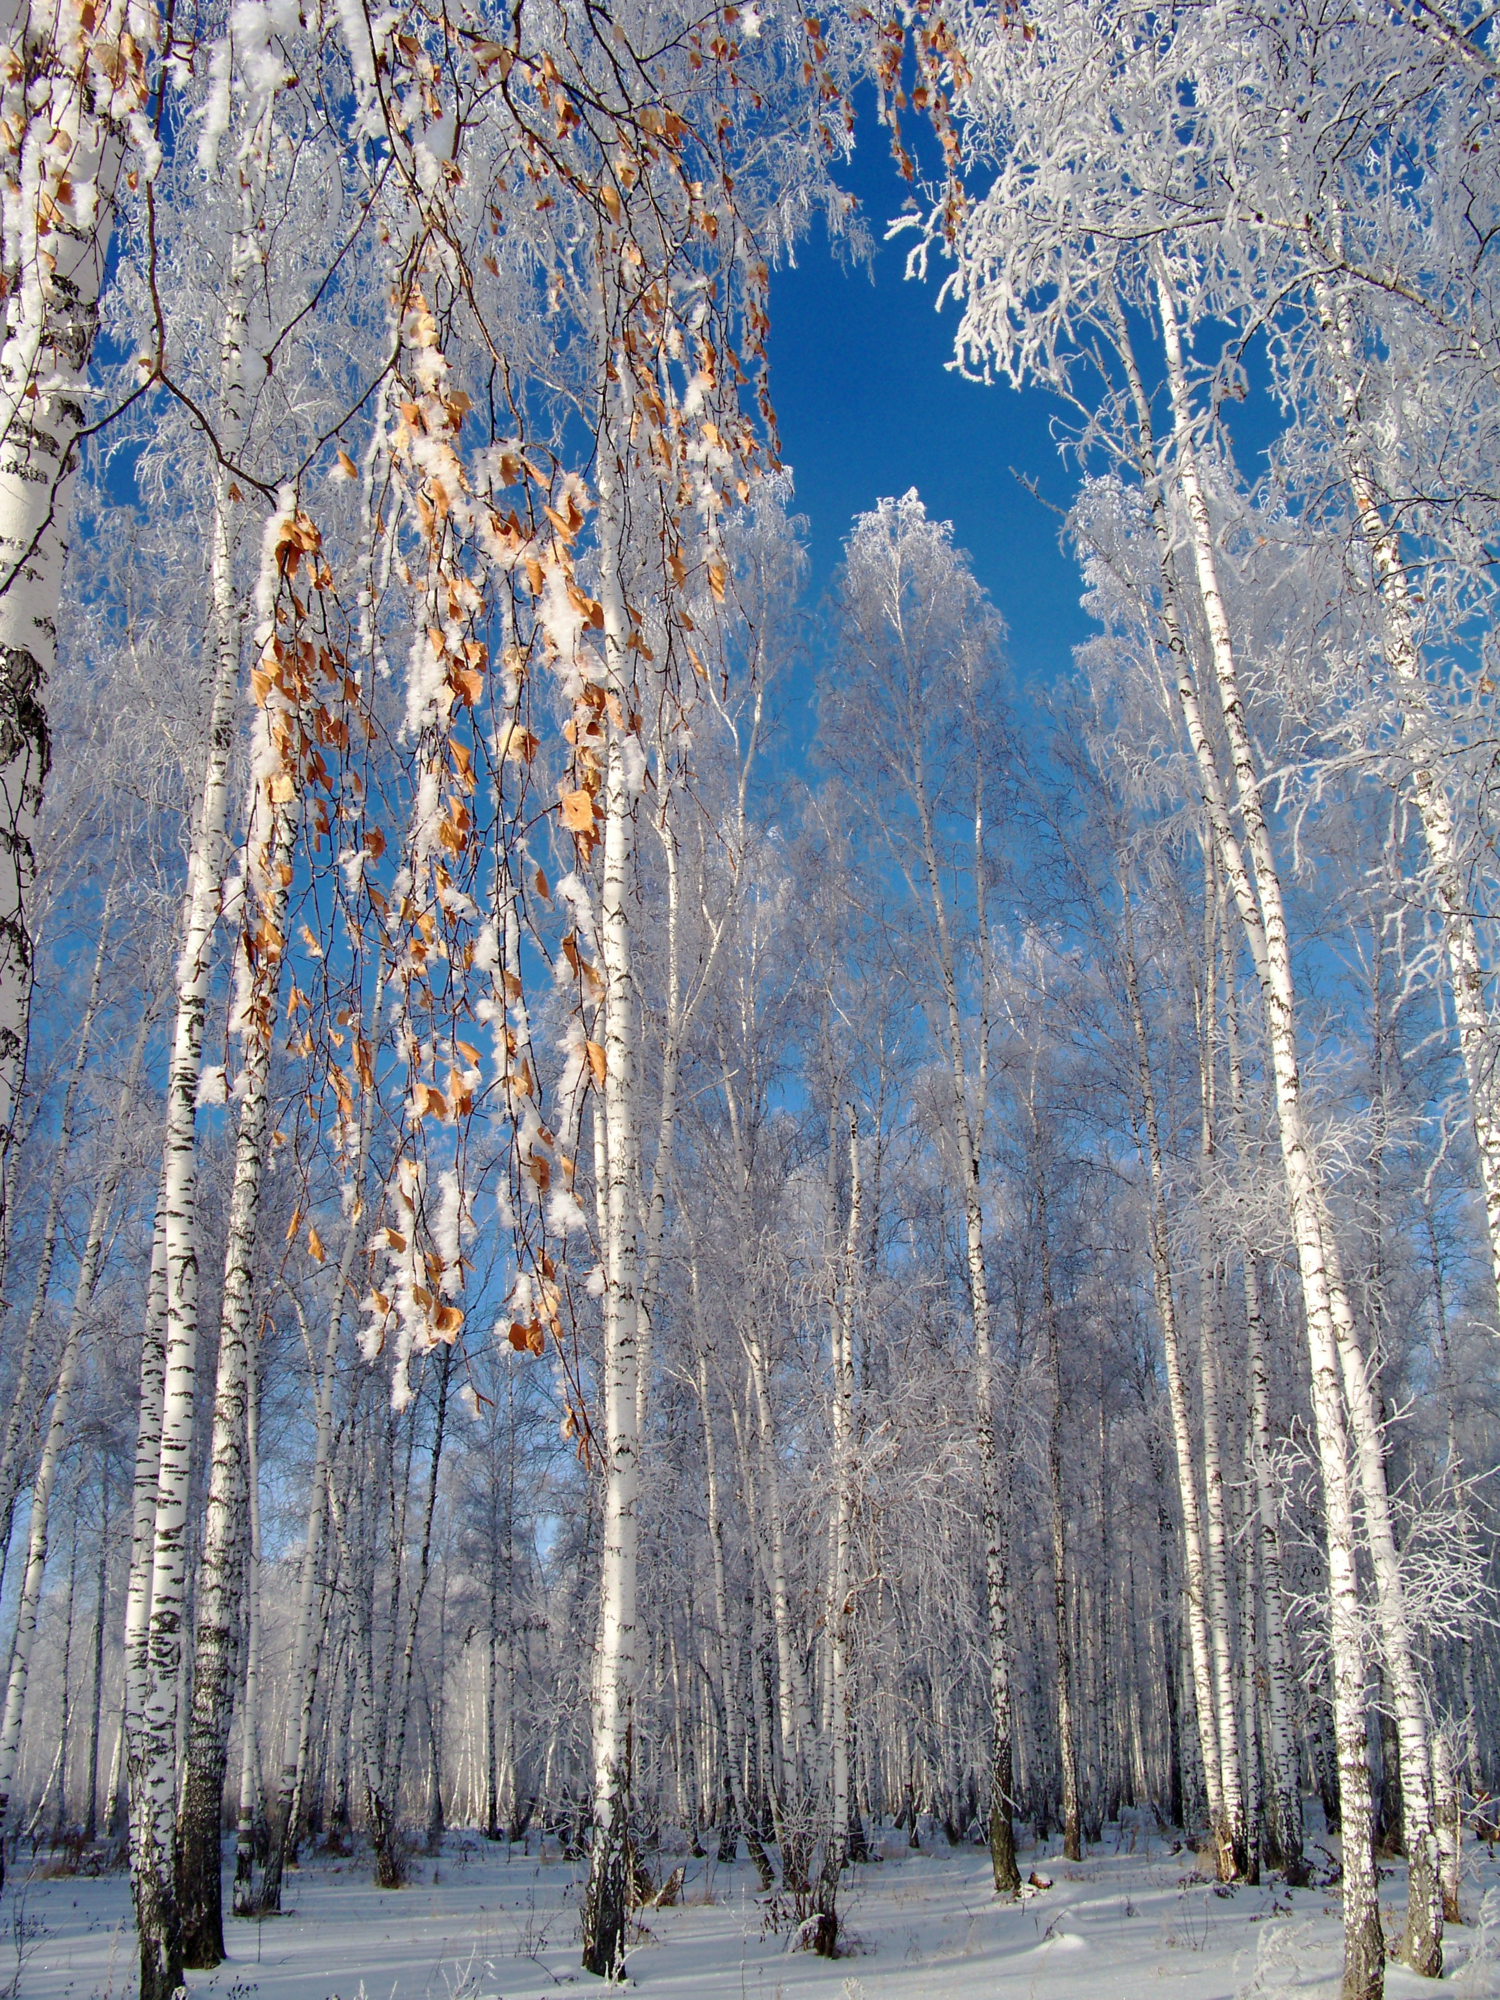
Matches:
[[263, 960, 384, 1909], [1314, 273, 1500, 1323], [1156, 267, 1422, 1994], [0, 0, 148, 1184], [581, 455, 644, 1974], [1119, 886, 1228, 1865]]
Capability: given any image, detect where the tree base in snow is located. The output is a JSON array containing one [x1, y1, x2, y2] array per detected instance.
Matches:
[[580, 1799, 630, 1980]]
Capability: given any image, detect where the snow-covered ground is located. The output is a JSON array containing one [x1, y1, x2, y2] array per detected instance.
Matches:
[[6, 1825, 1500, 2000]]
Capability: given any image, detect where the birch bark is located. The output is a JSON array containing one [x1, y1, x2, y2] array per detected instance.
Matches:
[[178, 756, 298, 1961], [905, 686, 1017, 1895], [1030, 1093, 1080, 1861], [1152, 267, 1426, 1992], [1314, 272, 1500, 1321], [83, 1449, 110, 1843], [580, 439, 644, 1982], [1119, 885, 1227, 1860], [1107, 287, 1385, 1987], [1224, 953, 1306, 1881], [1192, 862, 1248, 1875], [688, 1250, 773, 1888], [262, 962, 383, 1910], [0, 0, 150, 1190], [231, 1323, 261, 1915]]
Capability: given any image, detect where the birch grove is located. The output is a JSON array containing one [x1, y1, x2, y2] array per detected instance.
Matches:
[[0, 3, 1493, 1997]]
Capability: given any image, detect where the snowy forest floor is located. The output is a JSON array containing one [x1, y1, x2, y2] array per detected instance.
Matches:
[[6, 1824, 1500, 2000]]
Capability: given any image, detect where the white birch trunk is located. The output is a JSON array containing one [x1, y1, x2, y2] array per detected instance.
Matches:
[[0, 0, 148, 1181], [1154, 267, 1416, 1994], [1032, 1111, 1081, 1862], [1224, 961, 1306, 1880], [1110, 286, 1382, 1990], [132, 406, 255, 1997], [1314, 273, 1500, 1322], [123, 1208, 166, 1801], [688, 1255, 773, 1888], [828, 1108, 859, 1876], [232, 1321, 261, 1915], [743, 1324, 814, 1885], [910, 735, 1018, 1894], [178, 757, 296, 1961], [580, 449, 643, 1981], [1193, 868, 1247, 1873], [1118, 886, 1227, 1859], [263, 962, 383, 1909]]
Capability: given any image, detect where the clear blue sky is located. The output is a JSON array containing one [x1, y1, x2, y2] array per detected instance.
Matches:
[[764, 129, 1093, 696]]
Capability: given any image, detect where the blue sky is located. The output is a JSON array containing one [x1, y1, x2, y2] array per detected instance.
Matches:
[[764, 130, 1093, 695]]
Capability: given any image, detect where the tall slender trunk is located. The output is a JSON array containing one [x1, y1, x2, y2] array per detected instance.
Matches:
[[232, 1327, 261, 1916], [1224, 963, 1306, 1882], [1192, 857, 1248, 1875], [909, 724, 1017, 1895], [1146, 269, 1399, 1996], [816, 1106, 861, 1944], [123, 1208, 166, 1839], [744, 1325, 813, 1879], [1031, 1104, 1080, 1861], [689, 1257, 773, 1889], [484, 1506, 499, 1841], [262, 964, 383, 1910], [1314, 272, 1500, 1320], [173, 85, 284, 1954], [83, 1451, 110, 1844], [0, 0, 146, 1192], [1116, 283, 1379, 1957], [1118, 882, 1227, 1863], [580, 450, 643, 1981], [370, 1343, 452, 1885], [1147, 1423, 1185, 1830], [45, 1465, 82, 1840], [178, 774, 298, 1964], [132, 437, 251, 2000]]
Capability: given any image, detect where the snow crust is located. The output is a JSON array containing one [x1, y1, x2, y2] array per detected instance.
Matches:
[[5, 1824, 1499, 2000]]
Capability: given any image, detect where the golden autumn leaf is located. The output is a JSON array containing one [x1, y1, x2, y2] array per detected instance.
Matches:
[[559, 789, 596, 833], [434, 1303, 464, 1337], [307, 1224, 325, 1264], [586, 1039, 607, 1088]]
